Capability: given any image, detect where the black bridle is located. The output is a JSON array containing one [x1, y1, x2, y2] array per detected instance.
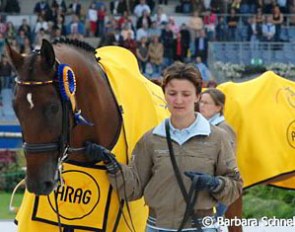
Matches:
[[15, 72, 85, 184], [15, 77, 84, 150], [15, 71, 87, 232]]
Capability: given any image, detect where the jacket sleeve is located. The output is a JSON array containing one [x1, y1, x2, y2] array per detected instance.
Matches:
[[211, 129, 243, 205], [107, 132, 154, 201]]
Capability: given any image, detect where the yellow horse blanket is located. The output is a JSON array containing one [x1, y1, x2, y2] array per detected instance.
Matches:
[[15, 46, 169, 231], [218, 71, 295, 189]]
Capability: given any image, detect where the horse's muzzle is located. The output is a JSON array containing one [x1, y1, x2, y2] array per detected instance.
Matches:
[[26, 177, 56, 195]]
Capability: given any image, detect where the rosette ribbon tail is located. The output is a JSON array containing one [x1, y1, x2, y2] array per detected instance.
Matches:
[[74, 110, 94, 126]]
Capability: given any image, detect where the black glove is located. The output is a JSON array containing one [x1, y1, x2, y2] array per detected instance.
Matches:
[[184, 171, 221, 192], [85, 141, 111, 163], [84, 141, 120, 174]]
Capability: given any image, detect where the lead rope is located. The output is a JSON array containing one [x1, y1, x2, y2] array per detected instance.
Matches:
[[54, 190, 63, 232], [53, 94, 71, 232], [111, 120, 136, 232], [9, 178, 25, 213], [53, 147, 69, 232]]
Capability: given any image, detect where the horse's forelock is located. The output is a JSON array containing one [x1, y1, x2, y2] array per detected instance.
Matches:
[[28, 53, 37, 75]]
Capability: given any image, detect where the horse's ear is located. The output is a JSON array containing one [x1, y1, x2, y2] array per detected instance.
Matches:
[[40, 39, 55, 68], [5, 39, 24, 69]]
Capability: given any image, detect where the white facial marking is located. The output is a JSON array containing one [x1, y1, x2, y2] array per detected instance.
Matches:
[[26, 93, 34, 109]]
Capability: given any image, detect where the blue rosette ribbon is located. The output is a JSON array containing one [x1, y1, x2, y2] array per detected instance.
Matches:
[[57, 64, 77, 110], [57, 64, 93, 126]]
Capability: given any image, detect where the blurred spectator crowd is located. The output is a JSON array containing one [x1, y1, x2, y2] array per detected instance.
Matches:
[[0, 0, 294, 84]]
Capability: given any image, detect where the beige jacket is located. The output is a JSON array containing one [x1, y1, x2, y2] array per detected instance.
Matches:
[[108, 123, 242, 229], [148, 42, 164, 65], [218, 121, 237, 152]]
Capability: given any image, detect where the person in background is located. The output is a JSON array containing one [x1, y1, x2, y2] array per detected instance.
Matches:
[[187, 10, 203, 48], [180, 23, 191, 47], [199, 88, 242, 232], [16, 29, 28, 50], [0, 15, 7, 37], [34, 15, 49, 35], [18, 18, 32, 42], [180, 23, 191, 62], [159, 0, 168, 5], [34, 27, 50, 49], [34, 0, 50, 16], [87, 2, 98, 37], [215, 16, 228, 41], [148, 35, 163, 77], [195, 56, 211, 84], [121, 22, 135, 40], [173, 32, 186, 62], [98, 30, 118, 47], [136, 36, 149, 74], [52, 14, 66, 36], [246, 15, 262, 42], [20, 37, 32, 55], [203, 9, 217, 41], [272, 5, 283, 42], [136, 21, 149, 41], [6, 21, 16, 41], [152, 6, 168, 26], [161, 23, 174, 68], [68, 0, 82, 17], [84, 61, 243, 232], [66, 14, 85, 38], [206, 80, 217, 88], [121, 31, 137, 55], [199, 88, 236, 150], [134, 0, 151, 18], [168, 16, 179, 35], [52, 0, 67, 14], [262, 15, 276, 42], [148, 20, 162, 38], [118, 10, 134, 30], [110, 0, 127, 15], [194, 30, 209, 64], [227, 8, 239, 41], [0, 33, 4, 55], [136, 9, 152, 29], [255, 7, 265, 26], [97, 5, 107, 37], [3, 0, 20, 13], [0, 55, 13, 91]]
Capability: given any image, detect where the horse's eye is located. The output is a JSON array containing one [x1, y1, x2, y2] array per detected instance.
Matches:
[[49, 104, 59, 114], [45, 103, 60, 116]]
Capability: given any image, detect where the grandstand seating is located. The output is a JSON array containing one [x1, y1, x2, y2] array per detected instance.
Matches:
[[4, 1, 295, 78], [210, 42, 295, 65]]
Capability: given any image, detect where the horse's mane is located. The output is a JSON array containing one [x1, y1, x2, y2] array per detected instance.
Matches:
[[52, 37, 96, 54]]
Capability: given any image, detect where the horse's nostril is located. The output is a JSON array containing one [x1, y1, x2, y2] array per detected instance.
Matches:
[[43, 181, 54, 194], [45, 181, 53, 188]]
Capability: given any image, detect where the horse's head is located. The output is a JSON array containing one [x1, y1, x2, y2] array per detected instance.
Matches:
[[7, 40, 63, 195], [6, 39, 122, 195]]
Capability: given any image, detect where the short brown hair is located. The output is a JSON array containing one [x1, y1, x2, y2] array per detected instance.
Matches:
[[201, 88, 225, 114], [162, 61, 203, 94]]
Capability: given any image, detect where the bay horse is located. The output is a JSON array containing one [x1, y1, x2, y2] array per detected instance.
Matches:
[[6, 38, 169, 231]]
